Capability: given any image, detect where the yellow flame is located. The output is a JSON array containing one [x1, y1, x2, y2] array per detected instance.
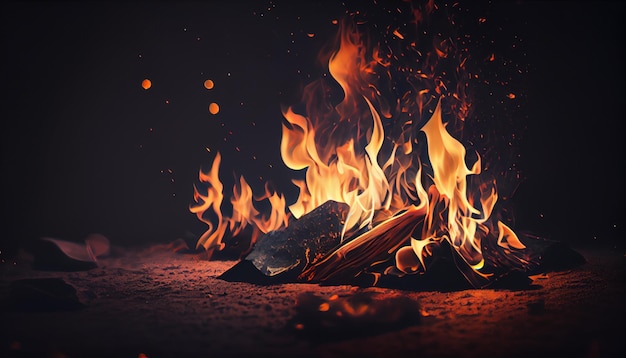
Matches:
[[280, 20, 427, 240], [421, 99, 484, 268]]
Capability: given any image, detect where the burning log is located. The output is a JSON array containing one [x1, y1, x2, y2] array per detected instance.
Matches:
[[298, 204, 426, 284], [220, 201, 431, 286]]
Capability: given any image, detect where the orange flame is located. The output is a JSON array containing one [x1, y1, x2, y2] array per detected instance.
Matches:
[[190, 152, 289, 255], [281, 19, 423, 240]]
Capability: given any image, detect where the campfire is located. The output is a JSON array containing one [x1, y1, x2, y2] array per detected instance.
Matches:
[[189, 0, 551, 289], [7, 1, 624, 357]]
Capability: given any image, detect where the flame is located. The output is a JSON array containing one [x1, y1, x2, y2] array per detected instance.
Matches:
[[191, 2, 526, 280], [281, 19, 422, 240], [190, 152, 227, 256], [190, 152, 289, 255]]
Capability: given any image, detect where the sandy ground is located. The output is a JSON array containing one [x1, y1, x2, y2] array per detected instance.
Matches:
[[1, 242, 624, 358]]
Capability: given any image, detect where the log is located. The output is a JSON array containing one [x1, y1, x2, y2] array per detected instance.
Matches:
[[298, 204, 426, 283]]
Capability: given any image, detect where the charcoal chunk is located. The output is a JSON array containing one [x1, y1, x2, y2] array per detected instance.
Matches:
[[219, 200, 348, 283]]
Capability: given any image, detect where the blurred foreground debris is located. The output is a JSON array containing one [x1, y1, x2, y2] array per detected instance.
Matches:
[[27, 234, 110, 271], [289, 291, 421, 341]]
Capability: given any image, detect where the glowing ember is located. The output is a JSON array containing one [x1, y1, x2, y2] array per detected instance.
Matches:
[[141, 78, 152, 90], [190, 1, 528, 285], [208, 102, 220, 115]]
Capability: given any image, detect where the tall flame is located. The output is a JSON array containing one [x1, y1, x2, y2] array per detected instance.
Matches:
[[281, 19, 426, 240]]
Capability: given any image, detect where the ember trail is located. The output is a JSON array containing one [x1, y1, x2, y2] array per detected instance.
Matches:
[[191, 1, 540, 288]]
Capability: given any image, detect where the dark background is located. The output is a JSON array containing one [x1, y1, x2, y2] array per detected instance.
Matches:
[[1, 1, 624, 256]]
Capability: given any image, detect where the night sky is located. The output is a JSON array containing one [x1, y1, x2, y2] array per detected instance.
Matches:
[[1, 0, 624, 256]]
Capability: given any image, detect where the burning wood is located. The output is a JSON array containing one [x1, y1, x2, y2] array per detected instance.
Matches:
[[221, 201, 429, 285], [298, 204, 426, 284], [220, 199, 584, 289]]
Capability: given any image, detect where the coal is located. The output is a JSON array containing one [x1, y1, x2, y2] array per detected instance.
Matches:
[[219, 200, 349, 283]]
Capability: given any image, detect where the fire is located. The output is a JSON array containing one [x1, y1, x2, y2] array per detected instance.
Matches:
[[190, 1, 526, 283], [190, 152, 289, 257]]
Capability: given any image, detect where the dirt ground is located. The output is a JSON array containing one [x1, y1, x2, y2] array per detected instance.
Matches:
[[1, 242, 624, 358]]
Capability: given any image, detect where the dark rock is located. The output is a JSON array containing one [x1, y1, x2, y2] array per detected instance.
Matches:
[[26, 234, 110, 272], [5, 278, 84, 312]]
